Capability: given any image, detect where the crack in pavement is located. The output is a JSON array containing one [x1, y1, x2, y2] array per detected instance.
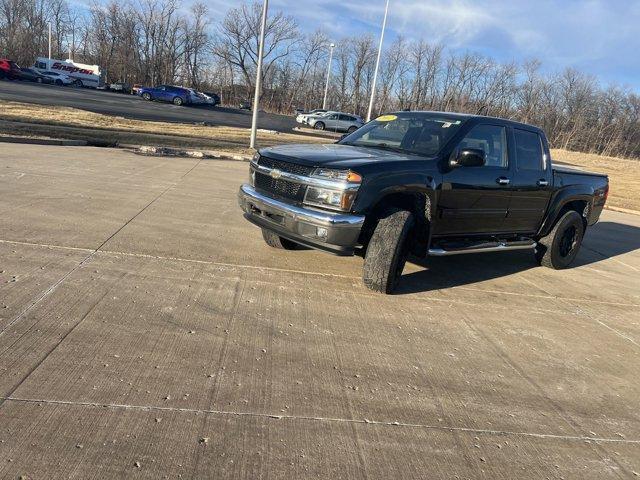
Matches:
[[2, 396, 638, 445]]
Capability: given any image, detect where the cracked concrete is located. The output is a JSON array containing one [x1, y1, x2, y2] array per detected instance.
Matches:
[[0, 144, 639, 479]]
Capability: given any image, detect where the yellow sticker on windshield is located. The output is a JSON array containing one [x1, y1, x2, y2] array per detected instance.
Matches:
[[376, 115, 397, 122]]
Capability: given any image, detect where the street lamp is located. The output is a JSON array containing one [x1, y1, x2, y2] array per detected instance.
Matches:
[[322, 43, 335, 110], [366, 0, 390, 122], [249, 0, 269, 150]]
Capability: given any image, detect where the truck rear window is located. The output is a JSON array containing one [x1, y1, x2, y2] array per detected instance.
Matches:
[[514, 129, 544, 171]]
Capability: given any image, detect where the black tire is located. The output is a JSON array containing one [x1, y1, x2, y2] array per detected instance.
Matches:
[[36, 77, 43, 83], [314, 121, 325, 131], [535, 210, 584, 269], [142, 92, 151, 101], [55, 79, 63, 86], [74, 80, 83, 87], [262, 229, 298, 250], [363, 209, 415, 294], [347, 126, 358, 133], [173, 96, 183, 106]]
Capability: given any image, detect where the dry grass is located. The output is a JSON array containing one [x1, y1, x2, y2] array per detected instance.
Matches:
[[552, 149, 639, 212], [0, 101, 637, 211], [0, 101, 324, 154]]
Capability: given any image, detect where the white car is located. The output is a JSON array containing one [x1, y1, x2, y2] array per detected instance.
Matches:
[[296, 109, 328, 124], [40, 71, 76, 86], [184, 89, 218, 106]]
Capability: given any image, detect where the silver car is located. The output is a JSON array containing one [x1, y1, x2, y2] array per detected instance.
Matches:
[[307, 112, 364, 133]]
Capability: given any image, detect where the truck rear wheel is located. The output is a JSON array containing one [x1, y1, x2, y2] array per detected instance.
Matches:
[[535, 210, 584, 269], [262, 229, 297, 250], [363, 209, 414, 294]]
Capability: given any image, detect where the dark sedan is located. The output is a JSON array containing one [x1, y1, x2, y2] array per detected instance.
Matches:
[[17, 68, 53, 84]]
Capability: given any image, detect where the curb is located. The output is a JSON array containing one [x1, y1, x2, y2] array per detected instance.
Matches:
[[127, 145, 251, 162], [0, 136, 88, 146], [292, 126, 342, 138], [604, 205, 640, 216]]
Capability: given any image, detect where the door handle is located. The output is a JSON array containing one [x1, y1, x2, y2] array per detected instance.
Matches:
[[496, 177, 510, 185], [537, 179, 549, 186]]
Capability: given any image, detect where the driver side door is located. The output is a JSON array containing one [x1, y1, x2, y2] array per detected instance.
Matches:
[[434, 123, 514, 236]]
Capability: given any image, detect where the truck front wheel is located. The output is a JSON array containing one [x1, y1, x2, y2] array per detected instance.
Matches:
[[535, 210, 584, 269], [262, 229, 298, 250], [363, 209, 414, 294]]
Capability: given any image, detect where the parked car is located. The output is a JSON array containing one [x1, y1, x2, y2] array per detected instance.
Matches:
[[296, 109, 328, 124], [138, 85, 191, 106], [202, 92, 221, 106], [16, 68, 53, 83], [183, 88, 209, 105], [40, 70, 76, 86], [238, 111, 609, 293], [110, 82, 131, 94], [307, 112, 364, 133], [0, 59, 21, 80], [239, 101, 252, 110]]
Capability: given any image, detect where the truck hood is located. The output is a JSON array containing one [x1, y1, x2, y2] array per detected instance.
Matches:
[[259, 143, 430, 169]]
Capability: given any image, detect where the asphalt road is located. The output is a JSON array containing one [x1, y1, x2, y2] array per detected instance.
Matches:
[[0, 79, 298, 132], [1, 144, 639, 479]]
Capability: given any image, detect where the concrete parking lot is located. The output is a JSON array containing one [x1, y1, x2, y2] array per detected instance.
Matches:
[[0, 144, 639, 479], [0, 80, 298, 132]]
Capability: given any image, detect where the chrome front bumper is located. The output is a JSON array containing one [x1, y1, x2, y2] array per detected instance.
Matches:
[[238, 184, 365, 255]]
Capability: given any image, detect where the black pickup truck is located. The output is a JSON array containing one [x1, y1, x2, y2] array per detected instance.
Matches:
[[238, 112, 609, 293]]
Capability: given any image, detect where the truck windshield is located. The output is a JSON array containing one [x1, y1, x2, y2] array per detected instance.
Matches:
[[340, 112, 466, 156]]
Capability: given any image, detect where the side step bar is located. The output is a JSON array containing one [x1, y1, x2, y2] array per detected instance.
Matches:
[[428, 239, 536, 256]]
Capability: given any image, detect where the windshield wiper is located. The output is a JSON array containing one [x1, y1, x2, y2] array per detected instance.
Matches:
[[364, 143, 414, 155], [342, 141, 422, 156]]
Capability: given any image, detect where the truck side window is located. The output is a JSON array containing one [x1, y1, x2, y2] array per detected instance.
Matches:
[[458, 124, 508, 167], [514, 129, 544, 171]]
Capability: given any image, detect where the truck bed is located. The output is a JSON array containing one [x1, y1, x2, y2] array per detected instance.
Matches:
[[552, 163, 607, 178]]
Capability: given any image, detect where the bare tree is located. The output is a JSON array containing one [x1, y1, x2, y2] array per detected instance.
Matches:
[[214, 2, 298, 98]]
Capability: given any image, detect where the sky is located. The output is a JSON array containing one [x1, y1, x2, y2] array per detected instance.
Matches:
[[202, 0, 640, 91]]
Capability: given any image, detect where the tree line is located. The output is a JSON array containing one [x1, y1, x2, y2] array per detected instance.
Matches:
[[1, 0, 639, 159]]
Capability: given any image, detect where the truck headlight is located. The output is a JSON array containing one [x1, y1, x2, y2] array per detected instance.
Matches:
[[303, 169, 361, 211], [304, 187, 357, 211]]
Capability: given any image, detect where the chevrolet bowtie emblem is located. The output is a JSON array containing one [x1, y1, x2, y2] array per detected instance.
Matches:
[[270, 169, 283, 179]]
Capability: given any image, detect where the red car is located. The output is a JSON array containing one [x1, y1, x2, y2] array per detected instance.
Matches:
[[0, 59, 21, 80]]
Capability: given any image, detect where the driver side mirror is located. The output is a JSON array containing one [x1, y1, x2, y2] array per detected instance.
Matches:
[[450, 148, 486, 168], [336, 133, 348, 144]]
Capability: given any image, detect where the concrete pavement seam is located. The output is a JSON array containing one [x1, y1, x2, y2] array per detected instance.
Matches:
[[519, 276, 640, 350], [0, 159, 202, 337], [2, 239, 638, 309], [2, 396, 639, 445]]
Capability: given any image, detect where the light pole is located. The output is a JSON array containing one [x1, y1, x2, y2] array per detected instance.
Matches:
[[249, 0, 269, 150], [322, 43, 335, 110], [366, 0, 390, 122]]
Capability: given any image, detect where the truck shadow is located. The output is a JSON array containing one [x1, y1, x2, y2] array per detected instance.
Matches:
[[396, 221, 640, 295]]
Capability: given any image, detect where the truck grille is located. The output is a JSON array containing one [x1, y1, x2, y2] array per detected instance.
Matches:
[[254, 156, 314, 202], [258, 156, 314, 176]]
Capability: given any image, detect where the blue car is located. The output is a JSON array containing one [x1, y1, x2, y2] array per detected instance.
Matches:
[[139, 85, 191, 106]]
